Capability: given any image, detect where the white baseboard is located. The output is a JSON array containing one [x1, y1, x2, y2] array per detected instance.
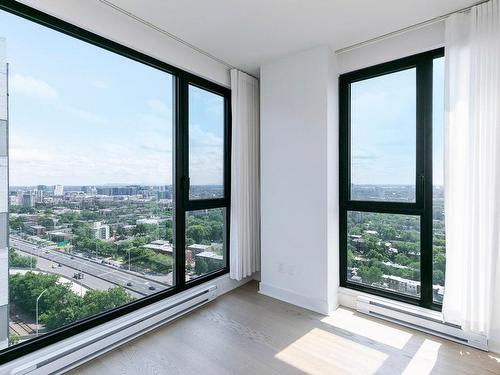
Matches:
[[258, 282, 328, 315], [490, 339, 500, 354], [215, 273, 254, 295]]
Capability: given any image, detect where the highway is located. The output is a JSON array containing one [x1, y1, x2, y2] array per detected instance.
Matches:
[[10, 238, 171, 297], [14, 248, 144, 298]]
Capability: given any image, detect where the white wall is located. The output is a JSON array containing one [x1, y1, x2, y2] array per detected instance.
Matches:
[[337, 20, 445, 73], [259, 45, 338, 314], [16, 0, 230, 87]]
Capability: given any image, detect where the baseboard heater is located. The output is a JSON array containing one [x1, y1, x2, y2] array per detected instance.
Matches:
[[5, 285, 218, 375], [356, 295, 488, 351]]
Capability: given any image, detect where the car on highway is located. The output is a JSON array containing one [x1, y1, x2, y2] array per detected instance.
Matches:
[[126, 281, 133, 287], [148, 286, 156, 291]]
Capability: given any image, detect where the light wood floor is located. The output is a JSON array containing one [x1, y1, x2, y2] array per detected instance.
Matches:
[[69, 282, 500, 375]]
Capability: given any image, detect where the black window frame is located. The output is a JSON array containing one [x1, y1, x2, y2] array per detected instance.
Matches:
[[339, 48, 444, 311], [0, 0, 230, 364]]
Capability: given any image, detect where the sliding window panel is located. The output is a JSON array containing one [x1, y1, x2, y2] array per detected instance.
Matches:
[[350, 68, 417, 203], [185, 208, 226, 281], [346, 211, 421, 297], [188, 85, 225, 200]]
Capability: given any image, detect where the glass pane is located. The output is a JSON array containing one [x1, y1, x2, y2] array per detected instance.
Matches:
[[432, 57, 446, 303], [185, 208, 226, 281], [350, 68, 416, 202], [347, 211, 421, 297], [2, 10, 174, 348], [188, 85, 224, 200]]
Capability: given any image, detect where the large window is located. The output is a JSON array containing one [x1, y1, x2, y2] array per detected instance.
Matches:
[[340, 49, 445, 310], [0, 2, 230, 363]]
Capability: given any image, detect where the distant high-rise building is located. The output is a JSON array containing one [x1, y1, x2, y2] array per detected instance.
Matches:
[[53, 184, 64, 196], [84, 186, 97, 195], [8, 195, 19, 206], [0, 37, 9, 349], [21, 192, 35, 207], [35, 189, 44, 203]]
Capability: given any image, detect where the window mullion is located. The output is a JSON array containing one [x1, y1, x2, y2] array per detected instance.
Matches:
[[174, 74, 188, 288], [418, 57, 435, 308]]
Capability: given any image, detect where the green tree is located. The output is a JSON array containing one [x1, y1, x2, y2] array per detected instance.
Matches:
[[9, 334, 19, 346], [357, 266, 383, 284], [433, 270, 445, 285], [9, 216, 25, 231], [9, 272, 133, 331], [367, 250, 384, 262], [186, 225, 209, 244], [37, 216, 54, 230], [9, 249, 37, 268], [395, 254, 411, 266]]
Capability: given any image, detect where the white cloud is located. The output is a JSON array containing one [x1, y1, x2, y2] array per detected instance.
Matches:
[[10, 74, 58, 100], [146, 99, 171, 115], [60, 104, 108, 125], [90, 80, 110, 89], [188, 124, 224, 185]]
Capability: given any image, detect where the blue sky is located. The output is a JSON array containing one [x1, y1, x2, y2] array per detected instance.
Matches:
[[351, 58, 444, 187], [0, 10, 224, 186]]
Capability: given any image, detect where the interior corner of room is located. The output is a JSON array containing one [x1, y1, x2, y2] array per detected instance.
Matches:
[[0, 0, 500, 374]]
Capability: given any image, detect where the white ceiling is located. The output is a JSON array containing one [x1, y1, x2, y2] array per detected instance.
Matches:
[[106, 0, 479, 75]]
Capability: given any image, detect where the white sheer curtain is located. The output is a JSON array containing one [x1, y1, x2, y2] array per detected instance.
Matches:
[[443, 0, 500, 336], [229, 69, 260, 280]]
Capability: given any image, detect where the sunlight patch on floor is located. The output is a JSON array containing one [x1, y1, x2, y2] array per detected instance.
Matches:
[[401, 338, 441, 375], [489, 354, 500, 363], [275, 327, 388, 374], [321, 308, 413, 350]]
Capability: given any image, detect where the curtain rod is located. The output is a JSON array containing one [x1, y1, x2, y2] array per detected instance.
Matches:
[[97, 0, 259, 80], [335, 0, 490, 54]]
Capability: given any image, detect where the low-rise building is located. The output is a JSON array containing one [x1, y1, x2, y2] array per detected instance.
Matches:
[[143, 240, 173, 254], [29, 225, 46, 236], [194, 251, 224, 275], [187, 244, 211, 255], [382, 275, 420, 296], [93, 221, 110, 240]]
